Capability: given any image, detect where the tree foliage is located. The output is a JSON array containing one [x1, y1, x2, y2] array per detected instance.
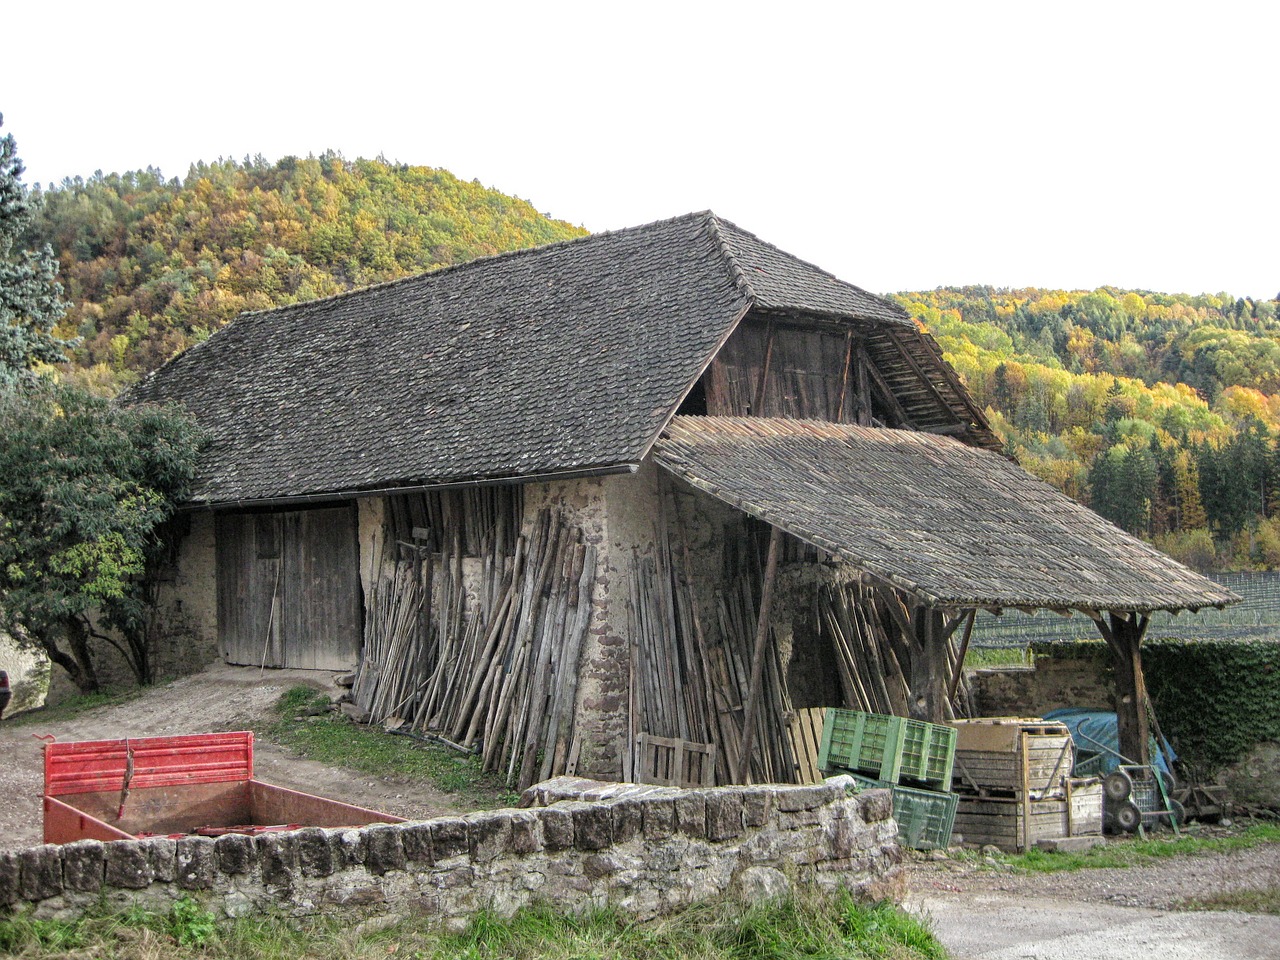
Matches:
[[0, 383, 204, 691], [27, 153, 585, 381], [0, 113, 71, 385], [897, 286, 1280, 569]]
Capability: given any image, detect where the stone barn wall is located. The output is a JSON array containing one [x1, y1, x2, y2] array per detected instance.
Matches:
[[0, 779, 901, 923]]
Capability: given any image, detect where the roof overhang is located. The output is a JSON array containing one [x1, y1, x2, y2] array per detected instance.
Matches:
[[652, 417, 1239, 615]]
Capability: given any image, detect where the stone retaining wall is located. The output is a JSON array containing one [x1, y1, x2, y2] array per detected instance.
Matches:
[[0, 777, 902, 922]]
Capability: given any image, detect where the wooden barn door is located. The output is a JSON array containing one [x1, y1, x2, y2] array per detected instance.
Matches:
[[216, 505, 361, 670]]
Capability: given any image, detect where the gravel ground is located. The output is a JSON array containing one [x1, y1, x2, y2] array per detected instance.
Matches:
[[905, 837, 1280, 959], [0, 663, 471, 851]]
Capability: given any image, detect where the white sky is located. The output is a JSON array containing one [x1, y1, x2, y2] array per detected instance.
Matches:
[[5, 1, 1277, 299]]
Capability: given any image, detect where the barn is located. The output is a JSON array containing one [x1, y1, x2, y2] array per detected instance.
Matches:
[[131, 212, 1236, 788]]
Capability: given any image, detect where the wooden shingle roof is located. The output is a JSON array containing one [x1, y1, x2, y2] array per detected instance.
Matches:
[[653, 416, 1238, 614], [129, 212, 949, 506]]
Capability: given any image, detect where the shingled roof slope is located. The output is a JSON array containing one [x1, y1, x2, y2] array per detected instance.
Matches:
[[654, 417, 1238, 614], [129, 212, 913, 506]]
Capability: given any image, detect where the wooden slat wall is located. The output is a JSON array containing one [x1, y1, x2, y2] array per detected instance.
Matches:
[[216, 505, 361, 670]]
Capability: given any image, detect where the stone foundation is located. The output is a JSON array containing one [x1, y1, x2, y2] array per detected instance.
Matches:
[[0, 777, 902, 922]]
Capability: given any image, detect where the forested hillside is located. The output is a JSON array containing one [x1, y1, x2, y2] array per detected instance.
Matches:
[[26, 153, 585, 384], [894, 287, 1280, 570], [19, 154, 1280, 571]]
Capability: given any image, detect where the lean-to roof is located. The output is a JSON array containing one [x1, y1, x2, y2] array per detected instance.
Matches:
[[130, 212, 976, 506], [653, 416, 1238, 614]]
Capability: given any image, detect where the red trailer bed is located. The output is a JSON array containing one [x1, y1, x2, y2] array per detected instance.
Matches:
[[43, 731, 403, 843]]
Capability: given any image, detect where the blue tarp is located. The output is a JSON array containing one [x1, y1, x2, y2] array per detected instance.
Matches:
[[1043, 708, 1176, 779]]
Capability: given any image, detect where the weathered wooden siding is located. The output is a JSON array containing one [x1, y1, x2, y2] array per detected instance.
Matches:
[[215, 505, 361, 670]]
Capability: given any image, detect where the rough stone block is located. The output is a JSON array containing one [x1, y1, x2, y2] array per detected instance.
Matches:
[[540, 807, 575, 851], [214, 833, 257, 875], [775, 784, 838, 812], [735, 864, 791, 901], [467, 813, 511, 863], [176, 836, 217, 890], [20, 845, 63, 900], [611, 799, 643, 844], [430, 817, 470, 861], [257, 832, 301, 890], [705, 791, 743, 841], [142, 837, 178, 883], [295, 828, 337, 877], [333, 828, 368, 867], [741, 788, 772, 828], [642, 799, 676, 839], [675, 793, 707, 837], [0, 851, 18, 907], [825, 818, 857, 860], [62, 840, 105, 893], [365, 824, 408, 875], [584, 853, 618, 880], [857, 789, 893, 823], [572, 804, 612, 851], [400, 823, 434, 865], [509, 811, 542, 855], [105, 841, 154, 890]]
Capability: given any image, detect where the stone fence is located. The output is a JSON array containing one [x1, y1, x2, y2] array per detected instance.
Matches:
[[0, 776, 902, 922]]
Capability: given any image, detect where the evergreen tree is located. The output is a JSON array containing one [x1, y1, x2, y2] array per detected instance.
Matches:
[[0, 113, 70, 384]]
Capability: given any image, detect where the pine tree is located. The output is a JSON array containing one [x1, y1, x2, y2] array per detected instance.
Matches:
[[0, 113, 70, 385]]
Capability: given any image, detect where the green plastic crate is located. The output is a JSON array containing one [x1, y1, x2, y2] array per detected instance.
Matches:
[[899, 717, 957, 789], [845, 771, 958, 851], [819, 709, 906, 782], [819, 709, 956, 789]]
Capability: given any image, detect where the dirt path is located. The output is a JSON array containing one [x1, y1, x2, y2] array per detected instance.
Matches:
[[905, 844, 1280, 959], [0, 663, 471, 851]]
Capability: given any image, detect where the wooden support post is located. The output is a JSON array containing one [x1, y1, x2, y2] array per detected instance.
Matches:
[[835, 332, 854, 423], [855, 342, 872, 426], [946, 609, 977, 703], [752, 322, 776, 416], [736, 525, 782, 783], [1094, 611, 1152, 765]]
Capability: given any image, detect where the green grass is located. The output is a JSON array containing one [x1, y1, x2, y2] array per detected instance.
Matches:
[[985, 822, 1280, 874], [962, 646, 1031, 669], [6, 686, 146, 727], [257, 686, 516, 809], [0, 891, 947, 960], [1179, 887, 1280, 915]]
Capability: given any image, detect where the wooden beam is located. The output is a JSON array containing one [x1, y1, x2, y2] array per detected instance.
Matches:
[[1098, 611, 1152, 765], [946, 609, 977, 703], [751, 321, 776, 416], [736, 525, 782, 783], [856, 342, 872, 426], [861, 346, 914, 428], [835, 331, 854, 423]]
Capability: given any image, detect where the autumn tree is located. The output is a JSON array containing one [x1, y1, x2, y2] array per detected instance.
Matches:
[[0, 113, 70, 383], [0, 384, 204, 690]]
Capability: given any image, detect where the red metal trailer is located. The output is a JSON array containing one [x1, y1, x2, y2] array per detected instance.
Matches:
[[43, 731, 404, 844]]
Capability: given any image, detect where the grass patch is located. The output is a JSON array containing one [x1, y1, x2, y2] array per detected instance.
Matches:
[[1179, 887, 1280, 915], [258, 686, 515, 808], [6, 686, 146, 727], [990, 822, 1280, 874], [0, 891, 946, 960], [963, 646, 1031, 669]]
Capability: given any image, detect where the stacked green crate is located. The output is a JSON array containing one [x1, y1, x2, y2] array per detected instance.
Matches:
[[819, 708, 959, 850]]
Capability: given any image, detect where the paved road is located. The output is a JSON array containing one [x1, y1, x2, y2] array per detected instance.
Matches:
[[906, 890, 1279, 959]]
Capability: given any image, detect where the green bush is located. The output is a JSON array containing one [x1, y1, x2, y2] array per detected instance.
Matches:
[[1144, 638, 1280, 778], [1031, 638, 1280, 778]]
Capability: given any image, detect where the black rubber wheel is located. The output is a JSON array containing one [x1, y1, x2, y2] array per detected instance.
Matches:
[[1104, 770, 1133, 802], [1115, 799, 1143, 833]]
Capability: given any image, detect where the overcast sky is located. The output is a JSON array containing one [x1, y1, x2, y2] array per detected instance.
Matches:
[[6, 1, 1276, 299]]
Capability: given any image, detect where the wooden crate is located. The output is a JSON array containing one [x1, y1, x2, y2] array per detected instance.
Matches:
[[953, 795, 1070, 852], [1068, 778, 1103, 837], [953, 777, 1103, 852], [635, 734, 715, 787], [950, 719, 1073, 799]]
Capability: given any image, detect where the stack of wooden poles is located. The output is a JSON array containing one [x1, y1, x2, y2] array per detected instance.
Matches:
[[353, 490, 596, 792]]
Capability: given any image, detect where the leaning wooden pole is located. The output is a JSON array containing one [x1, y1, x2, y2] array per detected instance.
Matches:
[[735, 525, 782, 784]]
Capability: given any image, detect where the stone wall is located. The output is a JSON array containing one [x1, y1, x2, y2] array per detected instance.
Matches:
[[0, 778, 902, 923], [970, 652, 1114, 717]]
